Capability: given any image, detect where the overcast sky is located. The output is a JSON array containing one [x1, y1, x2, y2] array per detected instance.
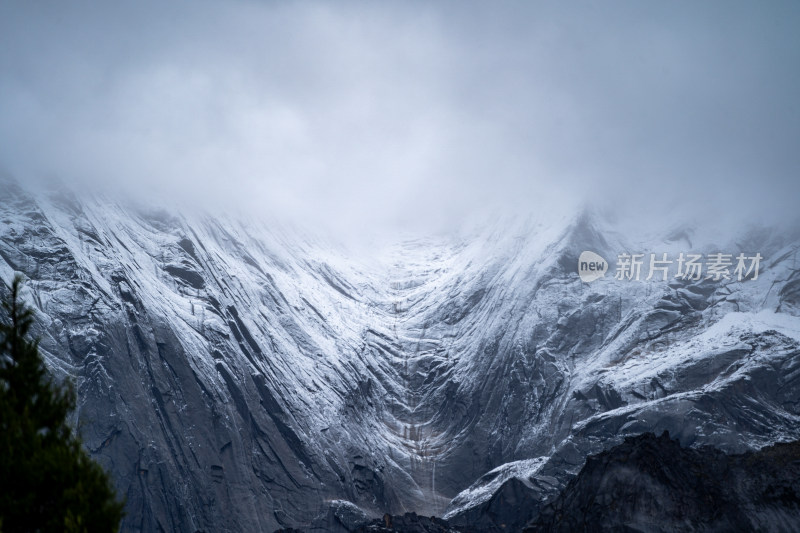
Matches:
[[1, 1, 799, 235]]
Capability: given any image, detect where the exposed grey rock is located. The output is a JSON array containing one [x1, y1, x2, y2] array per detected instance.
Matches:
[[1, 180, 799, 531], [331, 500, 370, 531], [529, 432, 800, 532]]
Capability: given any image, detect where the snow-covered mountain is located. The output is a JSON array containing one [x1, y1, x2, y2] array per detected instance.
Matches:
[[1, 181, 799, 532]]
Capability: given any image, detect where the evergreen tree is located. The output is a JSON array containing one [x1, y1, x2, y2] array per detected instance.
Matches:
[[0, 275, 124, 532]]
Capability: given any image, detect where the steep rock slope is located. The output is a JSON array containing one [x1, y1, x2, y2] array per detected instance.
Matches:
[[1, 184, 389, 531], [1, 181, 799, 531], [355, 434, 800, 533], [529, 432, 800, 532]]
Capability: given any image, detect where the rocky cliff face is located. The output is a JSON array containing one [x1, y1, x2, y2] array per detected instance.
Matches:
[[351, 434, 800, 533], [1, 181, 799, 532], [530, 432, 800, 532]]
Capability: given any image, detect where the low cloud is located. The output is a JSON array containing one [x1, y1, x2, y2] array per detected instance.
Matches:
[[1, 1, 799, 237]]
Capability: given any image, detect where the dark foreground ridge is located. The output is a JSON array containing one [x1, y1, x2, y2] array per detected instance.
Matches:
[[529, 431, 800, 532], [279, 432, 800, 533], [275, 512, 461, 533], [354, 513, 459, 533]]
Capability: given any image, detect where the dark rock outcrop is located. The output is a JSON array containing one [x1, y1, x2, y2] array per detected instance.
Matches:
[[529, 432, 800, 532], [447, 476, 560, 533], [354, 512, 460, 533]]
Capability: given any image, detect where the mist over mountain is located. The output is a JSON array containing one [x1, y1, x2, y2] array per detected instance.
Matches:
[[2, 2, 800, 532], [1, 179, 799, 531], [3, 1, 800, 236]]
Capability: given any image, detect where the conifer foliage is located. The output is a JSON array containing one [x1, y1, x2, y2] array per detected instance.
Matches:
[[0, 275, 124, 532]]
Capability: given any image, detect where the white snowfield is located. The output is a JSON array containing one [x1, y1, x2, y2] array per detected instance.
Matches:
[[1, 180, 799, 531]]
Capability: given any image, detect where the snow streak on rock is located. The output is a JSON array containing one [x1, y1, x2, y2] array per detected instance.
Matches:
[[1, 182, 799, 531]]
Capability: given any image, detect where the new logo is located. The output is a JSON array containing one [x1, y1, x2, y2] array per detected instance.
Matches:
[[578, 251, 608, 283]]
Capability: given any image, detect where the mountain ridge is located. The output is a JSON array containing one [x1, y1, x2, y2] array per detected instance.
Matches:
[[1, 181, 799, 531]]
